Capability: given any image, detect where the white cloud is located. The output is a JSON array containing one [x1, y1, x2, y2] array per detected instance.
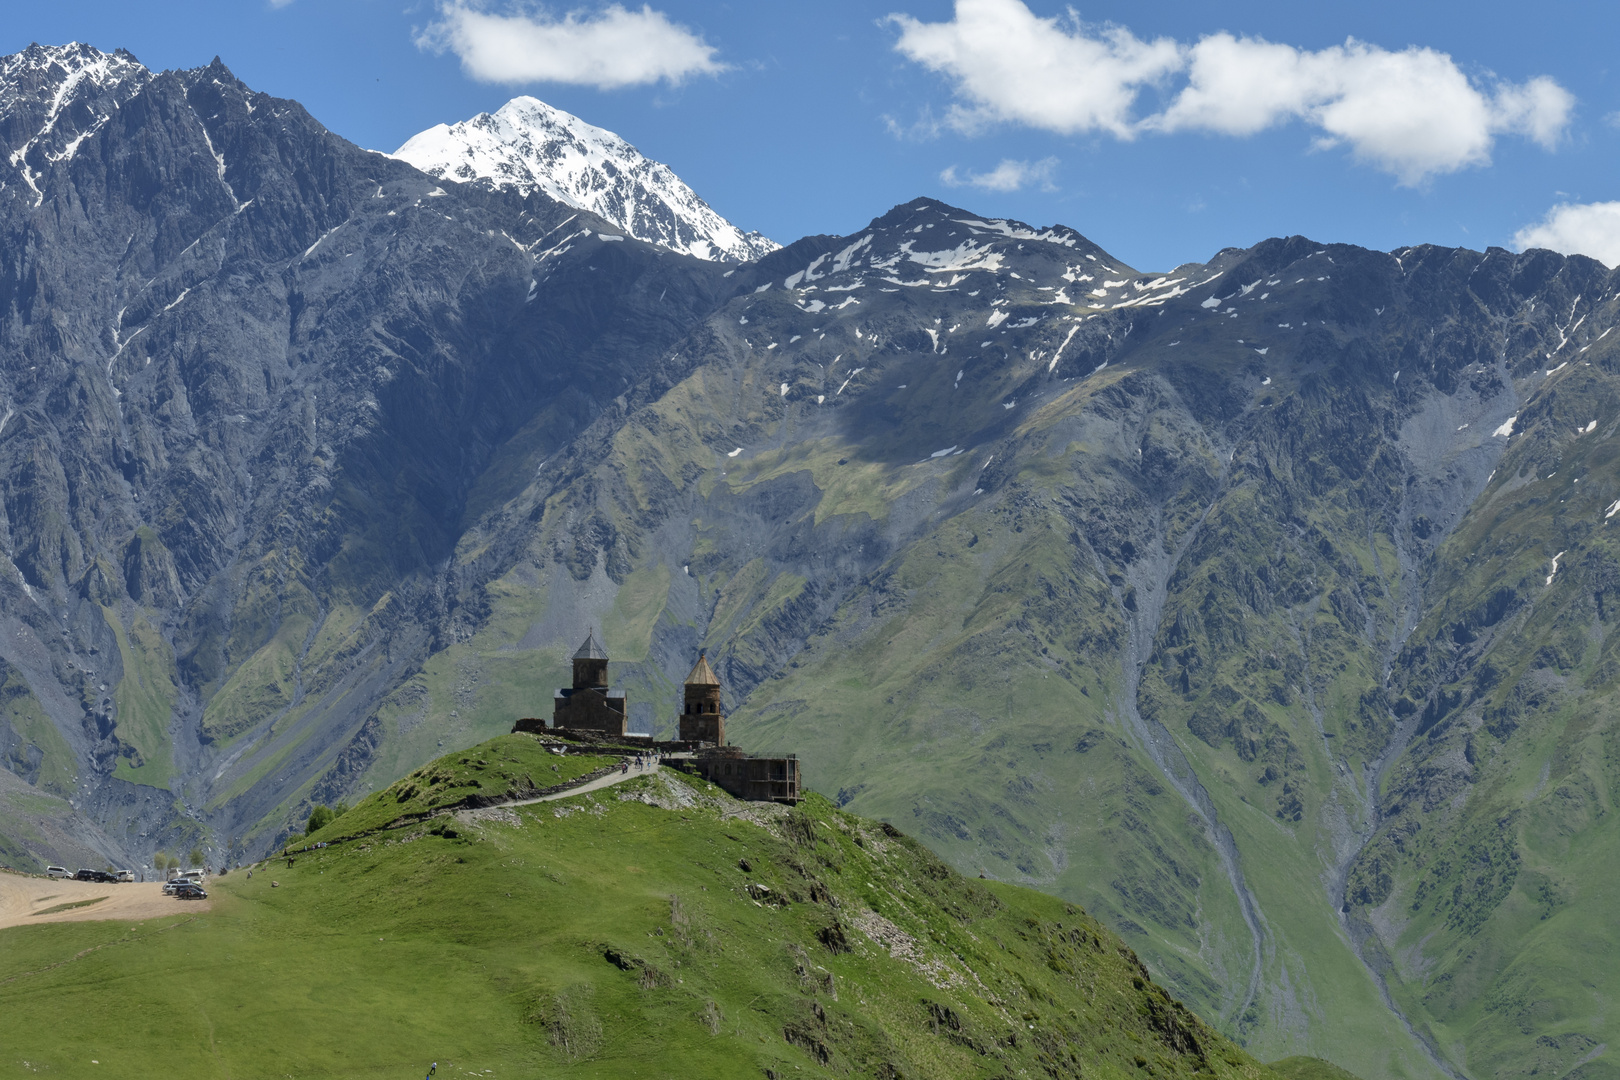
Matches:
[[1152, 33, 1572, 185], [418, 2, 726, 90], [888, 2, 1574, 185], [1492, 76, 1575, 148], [1514, 202, 1620, 268], [941, 157, 1058, 192], [888, 0, 1180, 138], [883, 106, 945, 142]]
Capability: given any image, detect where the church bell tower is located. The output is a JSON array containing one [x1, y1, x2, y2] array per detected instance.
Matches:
[[572, 630, 608, 689], [679, 651, 724, 745]]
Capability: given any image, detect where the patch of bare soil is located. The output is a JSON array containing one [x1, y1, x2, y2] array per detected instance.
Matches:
[[0, 872, 210, 928]]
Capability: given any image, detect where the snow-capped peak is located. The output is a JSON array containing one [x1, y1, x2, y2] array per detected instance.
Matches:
[[393, 96, 778, 264], [1, 43, 151, 204], [0, 42, 148, 110]]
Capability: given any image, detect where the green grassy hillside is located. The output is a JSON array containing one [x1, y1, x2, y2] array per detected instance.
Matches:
[[1270, 1057, 1367, 1080], [0, 736, 1278, 1080]]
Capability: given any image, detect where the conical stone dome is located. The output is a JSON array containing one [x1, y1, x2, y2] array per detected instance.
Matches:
[[573, 630, 608, 660], [684, 653, 719, 686]]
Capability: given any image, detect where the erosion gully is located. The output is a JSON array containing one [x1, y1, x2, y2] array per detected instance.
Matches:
[[1101, 410, 1481, 1077]]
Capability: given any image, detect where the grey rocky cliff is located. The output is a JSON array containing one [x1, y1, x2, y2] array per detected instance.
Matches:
[[0, 44, 726, 868]]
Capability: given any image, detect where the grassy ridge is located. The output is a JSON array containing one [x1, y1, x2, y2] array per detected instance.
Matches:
[[1270, 1058, 1366, 1080], [0, 738, 1280, 1080], [301, 733, 618, 842]]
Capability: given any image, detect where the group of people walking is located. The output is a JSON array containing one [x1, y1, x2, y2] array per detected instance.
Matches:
[[620, 753, 660, 775]]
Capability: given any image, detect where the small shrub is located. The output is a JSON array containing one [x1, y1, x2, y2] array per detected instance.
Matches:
[[306, 806, 335, 835]]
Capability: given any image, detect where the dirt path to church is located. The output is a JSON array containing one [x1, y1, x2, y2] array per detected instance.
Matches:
[[0, 872, 209, 930], [503, 762, 663, 808]]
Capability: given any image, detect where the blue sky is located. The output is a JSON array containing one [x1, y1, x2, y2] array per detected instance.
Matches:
[[5, 0, 1618, 271]]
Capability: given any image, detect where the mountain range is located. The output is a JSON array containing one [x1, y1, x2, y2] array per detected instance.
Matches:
[[0, 41, 1616, 1080]]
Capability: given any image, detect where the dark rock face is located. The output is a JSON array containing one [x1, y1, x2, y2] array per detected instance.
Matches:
[[3, 43, 1620, 1080], [0, 44, 727, 864]]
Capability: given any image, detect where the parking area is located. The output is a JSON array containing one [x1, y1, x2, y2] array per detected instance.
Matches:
[[0, 871, 209, 929]]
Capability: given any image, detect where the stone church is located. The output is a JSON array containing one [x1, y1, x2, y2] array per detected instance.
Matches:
[[515, 632, 799, 803], [550, 631, 628, 735], [541, 634, 728, 746]]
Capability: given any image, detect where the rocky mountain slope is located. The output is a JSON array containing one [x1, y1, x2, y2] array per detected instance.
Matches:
[[0, 40, 730, 864], [0, 41, 1616, 1080], [394, 95, 778, 262]]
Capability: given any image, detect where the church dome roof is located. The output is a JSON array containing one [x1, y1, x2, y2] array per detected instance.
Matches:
[[684, 653, 720, 686], [573, 631, 608, 660]]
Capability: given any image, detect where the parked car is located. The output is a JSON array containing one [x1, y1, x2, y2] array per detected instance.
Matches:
[[115, 870, 134, 883], [45, 866, 70, 879], [172, 882, 207, 900]]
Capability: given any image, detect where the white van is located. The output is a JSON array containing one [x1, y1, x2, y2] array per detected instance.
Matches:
[[45, 865, 70, 879], [115, 870, 135, 883]]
